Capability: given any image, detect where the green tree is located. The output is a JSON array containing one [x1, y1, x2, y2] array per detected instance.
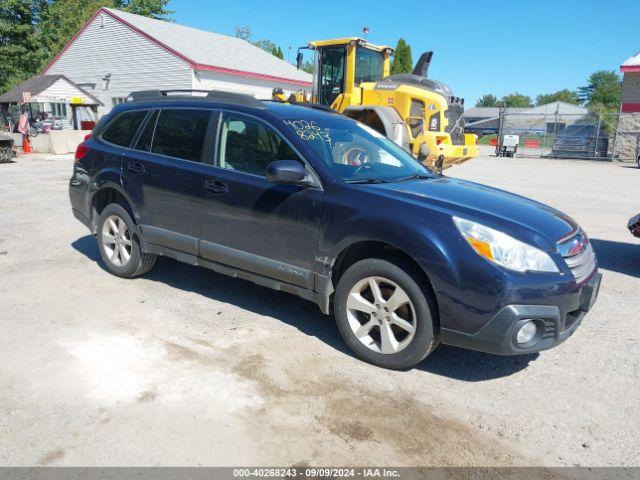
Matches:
[[579, 70, 621, 112], [247, 34, 286, 61], [253, 39, 276, 53], [475, 94, 499, 107], [535, 89, 580, 106], [113, 0, 173, 19], [300, 61, 314, 74], [0, 0, 48, 94], [501, 92, 533, 108], [233, 25, 252, 41], [391, 38, 412, 75]]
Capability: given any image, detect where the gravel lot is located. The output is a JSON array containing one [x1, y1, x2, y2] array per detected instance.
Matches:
[[0, 153, 638, 467]]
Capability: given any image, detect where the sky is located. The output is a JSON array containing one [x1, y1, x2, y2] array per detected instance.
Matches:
[[168, 0, 640, 106]]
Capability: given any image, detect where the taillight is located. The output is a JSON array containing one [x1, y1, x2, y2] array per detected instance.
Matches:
[[75, 143, 89, 161], [84, 133, 92, 141]]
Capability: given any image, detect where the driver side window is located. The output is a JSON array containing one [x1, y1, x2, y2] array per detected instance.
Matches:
[[217, 113, 301, 177]]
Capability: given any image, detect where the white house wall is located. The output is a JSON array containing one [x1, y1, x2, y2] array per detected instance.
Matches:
[[38, 77, 94, 104], [45, 12, 192, 114], [33, 78, 99, 129], [192, 69, 310, 99]]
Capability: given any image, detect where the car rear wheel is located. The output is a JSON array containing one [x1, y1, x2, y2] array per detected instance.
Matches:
[[637, 154, 640, 169], [97, 204, 156, 278], [334, 258, 437, 369]]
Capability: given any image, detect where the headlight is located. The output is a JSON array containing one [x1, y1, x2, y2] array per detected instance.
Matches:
[[453, 217, 559, 273]]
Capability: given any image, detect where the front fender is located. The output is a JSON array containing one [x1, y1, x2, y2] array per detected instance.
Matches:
[[318, 197, 509, 332], [321, 212, 459, 297]]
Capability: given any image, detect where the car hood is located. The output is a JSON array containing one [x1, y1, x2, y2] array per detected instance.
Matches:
[[371, 177, 578, 245]]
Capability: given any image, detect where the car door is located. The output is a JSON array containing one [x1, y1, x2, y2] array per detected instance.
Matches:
[[97, 108, 149, 183], [199, 111, 323, 289], [122, 107, 216, 256]]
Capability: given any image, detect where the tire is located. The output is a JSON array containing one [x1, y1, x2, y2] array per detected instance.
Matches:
[[0, 146, 14, 163], [334, 257, 438, 369], [637, 155, 640, 169], [96, 203, 156, 278]]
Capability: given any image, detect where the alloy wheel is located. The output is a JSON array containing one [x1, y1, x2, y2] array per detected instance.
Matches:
[[101, 215, 133, 267], [346, 276, 416, 354]]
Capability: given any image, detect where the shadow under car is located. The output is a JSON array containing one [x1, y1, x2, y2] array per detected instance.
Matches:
[[72, 235, 540, 380]]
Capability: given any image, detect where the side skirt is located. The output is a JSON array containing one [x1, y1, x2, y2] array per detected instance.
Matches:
[[143, 242, 332, 315]]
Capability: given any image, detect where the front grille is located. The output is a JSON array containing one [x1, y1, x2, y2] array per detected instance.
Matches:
[[558, 230, 597, 284]]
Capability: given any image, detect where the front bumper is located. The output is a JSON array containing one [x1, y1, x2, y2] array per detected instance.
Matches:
[[422, 133, 479, 169], [438, 142, 479, 166], [72, 207, 92, 231], [628, 214, 640, 238], [440, 272, 601, 355]]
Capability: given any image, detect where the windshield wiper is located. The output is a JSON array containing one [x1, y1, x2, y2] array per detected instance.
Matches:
[[395, 174, 432, 182], [346, 178, 389, 184]]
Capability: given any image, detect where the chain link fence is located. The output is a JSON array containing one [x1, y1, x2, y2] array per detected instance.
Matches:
[[475, 109, 640, 162]]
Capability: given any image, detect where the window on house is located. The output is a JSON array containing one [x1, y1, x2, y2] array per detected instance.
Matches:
[[50, 103, 67, 117]]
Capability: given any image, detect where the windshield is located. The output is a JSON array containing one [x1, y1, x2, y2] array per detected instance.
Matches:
[[281, 116, 433, 183], [355, 47, 384, 84]]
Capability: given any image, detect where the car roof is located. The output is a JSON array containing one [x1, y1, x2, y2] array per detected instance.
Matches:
[[113, 95, 349, 125]]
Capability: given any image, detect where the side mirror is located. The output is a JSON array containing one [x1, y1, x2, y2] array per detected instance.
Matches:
[[266, 160, 306, 184], [296, 51, 304, 70]]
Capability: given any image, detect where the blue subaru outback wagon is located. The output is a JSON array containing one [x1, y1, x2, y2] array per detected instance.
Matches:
[[69, 90, 601, 369]]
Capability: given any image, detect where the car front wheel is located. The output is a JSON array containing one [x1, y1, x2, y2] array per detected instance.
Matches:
[[334, 258, 437, 369]]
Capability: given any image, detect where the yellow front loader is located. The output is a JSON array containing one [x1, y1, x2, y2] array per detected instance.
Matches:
[[277, 38, 478, 171]]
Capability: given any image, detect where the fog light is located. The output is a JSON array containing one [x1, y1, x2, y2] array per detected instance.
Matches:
[[516, 321, 538, 344]]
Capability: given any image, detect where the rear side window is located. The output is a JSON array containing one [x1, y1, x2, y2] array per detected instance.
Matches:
[[101, 110, 147, 147], [134, 110, 159, 152], [151, 109, 211, 162]]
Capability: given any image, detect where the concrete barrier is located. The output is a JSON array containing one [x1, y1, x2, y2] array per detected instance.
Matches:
[[29, 130, 90, 155]]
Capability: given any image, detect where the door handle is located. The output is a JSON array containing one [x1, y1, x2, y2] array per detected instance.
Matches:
[[126, 162, 146, 175], [203, 178, 229, 194]]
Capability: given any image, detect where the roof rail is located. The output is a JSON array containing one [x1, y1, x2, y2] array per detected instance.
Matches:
[[262, 99, 338, 114], [128, 89, 265, 109]]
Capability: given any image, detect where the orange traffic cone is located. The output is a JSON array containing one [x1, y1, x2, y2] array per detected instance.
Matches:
[[22, 136, 31, 154]]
